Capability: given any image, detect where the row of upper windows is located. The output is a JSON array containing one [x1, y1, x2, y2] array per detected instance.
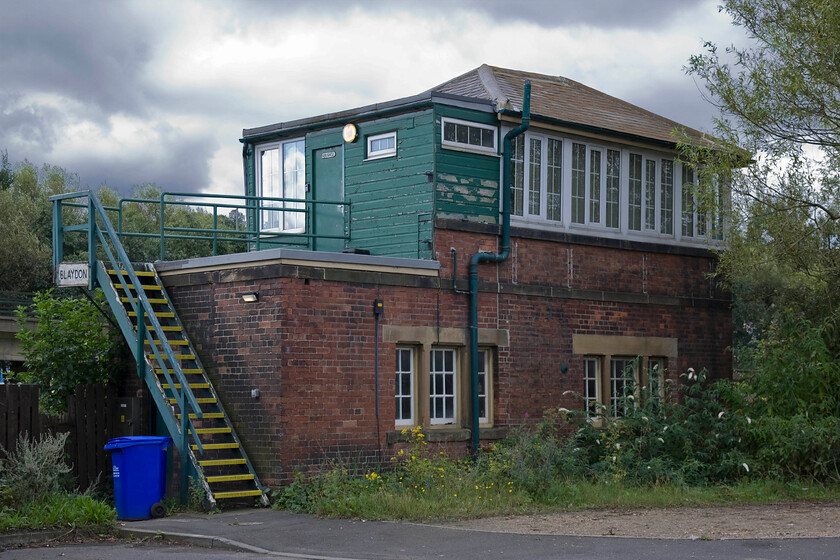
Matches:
[[510, 132, 725, 241], [252, 118, 725, 242]]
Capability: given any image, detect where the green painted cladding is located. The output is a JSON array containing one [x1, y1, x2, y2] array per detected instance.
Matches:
[[433, 105, 501, 225], [244, 103, 504, 258], [343, 110, 435, 259]]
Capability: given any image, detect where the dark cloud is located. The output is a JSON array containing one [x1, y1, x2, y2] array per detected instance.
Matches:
[[625, 78, 722, 134], [244, 0, 710, 29], [0, 0, 153, 117], [63, 132, 218, 196]]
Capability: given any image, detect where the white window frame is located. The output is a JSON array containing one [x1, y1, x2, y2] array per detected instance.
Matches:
[[366, 131, 397, 160], [255, 138, 306, 233], [679, 163, 725, 240], [504, 128, 727, 247], [583, 356, 600, 417], [610, 357, 637, 417], [441, 117, 498, 155], [477, 348, 492, 425], [395, 347, 415, 426], [429, 348, 457, 425]]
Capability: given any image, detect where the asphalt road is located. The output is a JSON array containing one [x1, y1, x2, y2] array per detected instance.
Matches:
[[3, 537, 839, 559]]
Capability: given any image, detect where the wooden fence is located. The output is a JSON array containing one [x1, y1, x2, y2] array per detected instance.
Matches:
[[1, 383, 118, 490]]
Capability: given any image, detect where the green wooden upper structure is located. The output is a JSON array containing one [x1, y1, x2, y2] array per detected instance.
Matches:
[[240, 64, 719, 259]]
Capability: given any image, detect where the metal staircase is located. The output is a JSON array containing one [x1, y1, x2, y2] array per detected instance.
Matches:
[[51, 191, 268, 509]]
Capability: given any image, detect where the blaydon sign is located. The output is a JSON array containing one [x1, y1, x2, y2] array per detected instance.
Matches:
[[57, 262, 90, 287]]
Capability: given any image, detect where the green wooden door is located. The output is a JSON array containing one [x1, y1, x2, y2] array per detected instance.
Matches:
[[312, 146, 345, 252]]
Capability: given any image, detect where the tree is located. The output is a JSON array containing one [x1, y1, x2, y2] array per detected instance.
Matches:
[[686, 0, 840, 359], [15, 289, 118, 415]]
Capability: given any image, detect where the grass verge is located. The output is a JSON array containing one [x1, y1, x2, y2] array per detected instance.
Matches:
[[0, 493, 116, 533]]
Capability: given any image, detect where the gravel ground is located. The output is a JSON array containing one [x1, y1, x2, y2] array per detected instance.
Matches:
[[443, 502, 840, 539]]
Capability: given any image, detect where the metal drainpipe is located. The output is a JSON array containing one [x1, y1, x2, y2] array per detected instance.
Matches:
[[468, 80, 531, 455]]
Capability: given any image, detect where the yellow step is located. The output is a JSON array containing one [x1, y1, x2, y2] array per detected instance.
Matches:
[[145, 339, 189, 346], [148, 326, 182, 332], [195, 427, 232, 435], [151, 354, 195, 360], [121, 297, 168, 304], [213, 490, 263, 500], [108, 269, 156, 277], [161, 383, 210, 390], [178, 412, 224, 420], [192, 442, 239, 450], [129, 311, 175, 318], [206, 474, 255, 483], [156, 368, 203, 374], [116, 284, 162, 291], [169, 397, 216, 405], [199, 458, 246, 467]]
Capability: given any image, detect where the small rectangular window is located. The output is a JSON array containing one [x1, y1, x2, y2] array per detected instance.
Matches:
[[441, 117, 497, 154], [367, 131, 396, 159], [395, 347, 415, 426]]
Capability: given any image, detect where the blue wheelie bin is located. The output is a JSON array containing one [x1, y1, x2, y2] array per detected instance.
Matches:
[[105, 436, 171, 520]]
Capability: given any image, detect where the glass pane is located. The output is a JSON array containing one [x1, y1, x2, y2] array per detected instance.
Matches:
[[661, 160, 674, 235], [628, 153, 642, 231], [456, 124, 468, 144], [481, 128, 494, 148], [511, 136, 525, 216], [547, 139, 562, 221], [606, 149, 620, 228], [645, 159, 657, 230], [589, 149, 601, 224], [443, 122, 456, 142], [469, 126, 482, 146], [283, 140, 305, 231], [528, 138, 541, 216], [682, 166, 695, 236], [571, 143, 586, 224]]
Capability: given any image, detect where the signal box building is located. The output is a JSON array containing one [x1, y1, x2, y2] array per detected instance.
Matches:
[[154, 65, 730, 485]]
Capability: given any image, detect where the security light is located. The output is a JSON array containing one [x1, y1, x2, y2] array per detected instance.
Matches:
[[241, 292, 259, 303]]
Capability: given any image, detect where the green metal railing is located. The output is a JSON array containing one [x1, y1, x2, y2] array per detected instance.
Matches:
[[50, 191, 206, 499], [54, 191, 350, 263]]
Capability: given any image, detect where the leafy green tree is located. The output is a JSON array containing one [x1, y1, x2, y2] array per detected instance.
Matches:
[[686, 0, 840, 360], [15, 290, 118, 415]]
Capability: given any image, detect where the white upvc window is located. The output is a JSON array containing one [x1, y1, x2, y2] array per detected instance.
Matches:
[[256, 139, 305, 233], [477, 349, 491, 424], [680, 164, 725, 240], [512, 134, 562, 221], [583, 356, 600, 417], [395, 347, 415, 426], [429, 348, 457, 425], [570, 142, 620, 228], [367, 131, 396, 160], [442, 117, 497, 155], [610, 357, 637, 417]]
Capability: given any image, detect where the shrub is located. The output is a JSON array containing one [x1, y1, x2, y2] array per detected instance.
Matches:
[[0, 432, 73, 508]]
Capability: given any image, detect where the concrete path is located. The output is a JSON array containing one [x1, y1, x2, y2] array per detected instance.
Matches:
[[117, 508, 840, 559]]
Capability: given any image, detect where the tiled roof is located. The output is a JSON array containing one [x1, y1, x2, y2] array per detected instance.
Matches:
[[430, 65, 714, 148]]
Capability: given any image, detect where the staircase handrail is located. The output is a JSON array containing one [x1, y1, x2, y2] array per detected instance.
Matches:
[[50, 191, 205, 434]]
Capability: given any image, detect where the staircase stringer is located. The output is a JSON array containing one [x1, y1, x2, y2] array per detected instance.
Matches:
[[96, 261, 205, 466], [147, 263, 270, 506]]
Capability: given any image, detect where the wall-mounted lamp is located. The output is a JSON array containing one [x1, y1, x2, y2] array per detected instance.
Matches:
[[241, 292, 259, 303], [560, 363, 569, 374]]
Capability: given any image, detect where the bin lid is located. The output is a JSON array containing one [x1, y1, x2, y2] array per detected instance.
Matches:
[[104, 436, 172, 451]]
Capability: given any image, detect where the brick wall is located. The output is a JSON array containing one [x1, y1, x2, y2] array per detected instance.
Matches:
[[161, 228, 730, 487]]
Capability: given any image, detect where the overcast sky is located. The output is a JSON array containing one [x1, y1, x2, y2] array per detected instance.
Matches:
[[0, 0, 748, 196]]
